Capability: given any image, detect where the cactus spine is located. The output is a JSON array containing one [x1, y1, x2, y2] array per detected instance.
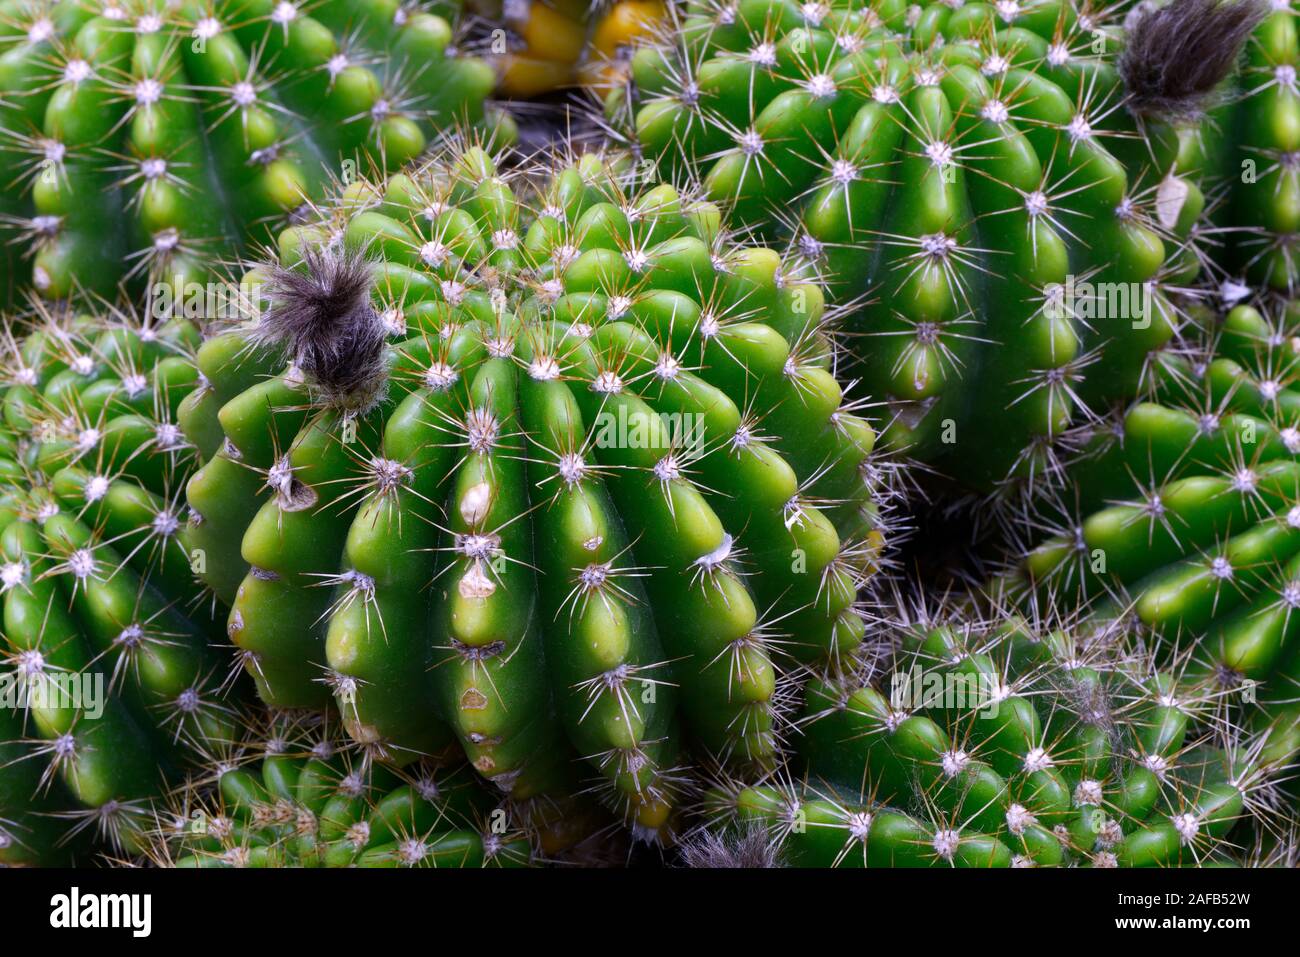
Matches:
[[0, 0, 509, 302], [696, 605, 1283, 867], [0, 300, 245, 859], [607, 0, 1264, 491], [146, 713, 537, 867], [1189, 0, 1300, 294], [176, 140, 890, 838]]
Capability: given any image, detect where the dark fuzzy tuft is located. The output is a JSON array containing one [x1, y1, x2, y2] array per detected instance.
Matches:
[[1120, 0, 1267, 119], [259, 246, 389, 409], [676, 825, 784, 868]]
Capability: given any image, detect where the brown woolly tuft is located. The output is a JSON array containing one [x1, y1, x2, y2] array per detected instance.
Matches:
[[676, 825, 784, 868], [1120, 0, 1267, 119], [258, 246, 389, 410]]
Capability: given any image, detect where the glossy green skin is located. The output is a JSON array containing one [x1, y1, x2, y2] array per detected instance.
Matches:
[[178, 148, 883, 831], [0, 312, 237, 857], [0, 0, 508, 302], [0, 702, 85, 865], [1189, 5, 1300, 293], [159, 737, 532, 868], [1017, 305, 1300, 700], [972, 303, 1300, 836], [613, 0, 1191, 490], [706, 620, 1247, 868]]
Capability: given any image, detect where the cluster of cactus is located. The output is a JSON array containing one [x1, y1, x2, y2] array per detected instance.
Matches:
[[485, 0, 667, 97], [604, 0, 1261, 492], [174, 140, 891, 839], [0, 301, 242, 863], [2, 0, 1299, 871], [0, 0, 509, 302], [143, 712, 540, 867], [693, 604, 1292, 866]]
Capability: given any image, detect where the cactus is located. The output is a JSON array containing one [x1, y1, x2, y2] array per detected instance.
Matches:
[[1008, 303, 1300, 700], [0, 301, 240, 857], [1188, 0, 1300, 295], [175, 139, 891, 838], [143, 712, 538, 867], [606, 0, 1264, 491], [7, 0, 1295, 874], [0, 704, 87, 863], [962, 298, 1300, 839], [0, 0, 511, 303], [485, 0, 668, 98], [694, 605, 1288, 867]]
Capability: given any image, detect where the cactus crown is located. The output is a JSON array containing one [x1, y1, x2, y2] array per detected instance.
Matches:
[[258, 247, 392, 410]]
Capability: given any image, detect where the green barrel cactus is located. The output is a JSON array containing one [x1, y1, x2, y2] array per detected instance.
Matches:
[[607, 0, 1258, 491], [176, 140, 889, 837], [0, 302, 240, 857], [1010, 302, 1300, 700], [1190, 0, 1300, 294], [0, 0, 510, 303], [980, 300, 1300, 825], [694, 607, 1283, 867], [144, 713, 537, 867]]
